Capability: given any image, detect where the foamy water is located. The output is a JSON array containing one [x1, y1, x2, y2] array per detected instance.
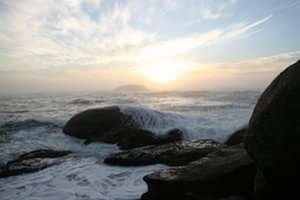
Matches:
[[0, 91, 259, 200]]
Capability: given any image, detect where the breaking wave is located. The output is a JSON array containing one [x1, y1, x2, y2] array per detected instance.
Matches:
[[119, 105, 229, 141]]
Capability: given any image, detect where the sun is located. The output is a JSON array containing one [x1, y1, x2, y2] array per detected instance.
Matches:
[[139, 62, 185, 83]]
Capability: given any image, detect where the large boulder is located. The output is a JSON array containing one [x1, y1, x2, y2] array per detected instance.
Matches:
[[63, 106, 134, 141], [244, 60, 300, 197], [0, 149, 71, 178], [225, 126, 248, 146], [104, 139, 223, 166], [141, 145, 256, 200], [63, 106, 183, 149]]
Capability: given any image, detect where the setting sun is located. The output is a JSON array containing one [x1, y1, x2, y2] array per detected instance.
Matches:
[[139, 62, 187, 83]]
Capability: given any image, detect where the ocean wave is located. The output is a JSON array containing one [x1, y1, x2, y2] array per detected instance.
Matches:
[[0, 119, 61, 132], [69, 99, 93, 105], [0, 110, 29, 114], [118, 105, 249, 142], [158, 104, 249, 112], [68, 98, 105, 105], [118, 105, 223, 140], [0, 129, 11, 143]]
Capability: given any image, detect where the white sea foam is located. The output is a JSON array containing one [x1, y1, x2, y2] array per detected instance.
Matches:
[[119, 105, 246, 142], [0, 156, 165, 200]]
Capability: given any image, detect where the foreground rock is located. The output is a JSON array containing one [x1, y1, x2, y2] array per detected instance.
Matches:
[[244, 60, 300, 198], [105, 139, 223, 166], [0, 149, 71, 178], [225, 126, 248, 146], [63, 106, 183, 149], [142, 145, 256, 200]]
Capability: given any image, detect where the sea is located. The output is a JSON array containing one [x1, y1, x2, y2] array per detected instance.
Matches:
[[0, 91, 260, 200]]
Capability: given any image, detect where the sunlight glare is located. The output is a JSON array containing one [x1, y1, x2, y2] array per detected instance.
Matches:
[[140, 62, 186, 83]]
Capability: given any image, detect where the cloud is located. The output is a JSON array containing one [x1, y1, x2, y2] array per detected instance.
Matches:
[[199, 0, 238, 20], [137, 15, 272, 61], [0, 0, 271, 74], [216, 51, 300, 73], [174, 51, 300, 91], [223, 15, 272, 40], [0, 0, 272, 79], [0, 0, 159, 70]]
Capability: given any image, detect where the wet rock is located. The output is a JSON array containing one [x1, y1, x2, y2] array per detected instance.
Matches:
[[244, 60, 300, 198], [141, 145, 256, 200], [0, 162, 6, 175], [225, 126, 247, 146], [116, 128, 183, 150], [105, 139, 223, 166], [63, 106, 131, 140], [0, 149, 71, 178], [63, 106, 183, 149]]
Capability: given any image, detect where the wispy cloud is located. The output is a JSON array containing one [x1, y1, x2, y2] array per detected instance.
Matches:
[[219, 51, 300, 73], [137, 15, 272, 61], [175, 51, 300, 91], [199, 0, 238, 20]]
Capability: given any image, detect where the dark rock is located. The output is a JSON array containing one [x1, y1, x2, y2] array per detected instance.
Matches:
[[0, 162, 6, 175], [254, 170, 272, 200], [0, 149, 71, 178], [116, 128, 183, 150], [225, 126, 247, 146], [105, 139, 223, 166], [141, 145, 256, 200], [244, 60, 300, 198], [184, 193, 248, 200], [106, 127, 156, 149], [162, 128, 184, 143], [63, 106, 183, 149], [63, 106, 133, 141]]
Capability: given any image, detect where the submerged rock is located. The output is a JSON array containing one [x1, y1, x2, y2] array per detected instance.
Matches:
[[63, 106, 183, 149], [225, 126, 248, 146], [244, 60, 300, 198], [141, 145, 256, 200], [105, 139, 223, 166], [0, 149, 71, 178]]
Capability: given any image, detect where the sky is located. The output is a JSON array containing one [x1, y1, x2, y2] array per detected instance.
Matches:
[[0, 0, 299, 93]]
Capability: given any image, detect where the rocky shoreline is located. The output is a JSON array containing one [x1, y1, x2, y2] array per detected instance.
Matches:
[[1, 60, 299, 200]]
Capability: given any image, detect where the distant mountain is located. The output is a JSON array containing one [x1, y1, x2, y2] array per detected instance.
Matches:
[[114, 84, 149, 92]]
